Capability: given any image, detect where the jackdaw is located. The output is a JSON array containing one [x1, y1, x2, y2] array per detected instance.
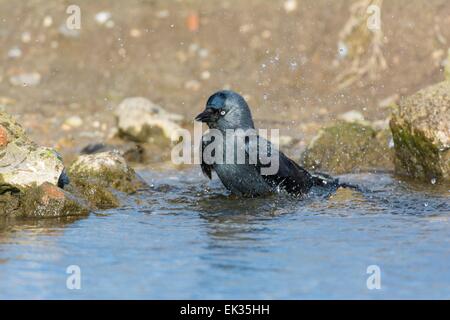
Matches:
[[196, 90, 353, 197]]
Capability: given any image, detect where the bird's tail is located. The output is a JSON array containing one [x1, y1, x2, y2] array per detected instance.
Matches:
[[311, 172, 364, 192]]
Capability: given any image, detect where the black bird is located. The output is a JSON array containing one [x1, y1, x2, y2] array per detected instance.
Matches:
[[195, 90, 349, 197]]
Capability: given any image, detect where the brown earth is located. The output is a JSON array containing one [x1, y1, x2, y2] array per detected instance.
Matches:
[[0, 0, 449, 163]]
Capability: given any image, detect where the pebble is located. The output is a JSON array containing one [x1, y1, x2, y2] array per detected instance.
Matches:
[[64, 116, 83, 129], [156, 10, 169, 18], [95, 11, 112, 25], [200, 71, 210, 80], [185, 80, 201, 91], [130, 28, 141, 38], [338, 110, 365, 123], [9, 72, 41, 87], [261, 30, 271, 39], [21, 32, 31, 43], [186, 12, 200, 32], [8, 47, 22, 59], [198, 48, 209, 58], [283, 0, 298, 13], [239, 24, 254, 34], [43, 16, 53, 27]]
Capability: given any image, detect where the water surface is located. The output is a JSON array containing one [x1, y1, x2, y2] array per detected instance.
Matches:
[[0, 169, 449, 299]]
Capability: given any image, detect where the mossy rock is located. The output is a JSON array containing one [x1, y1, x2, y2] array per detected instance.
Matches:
[[0, 111, 30, 145], [68, 151, 148, 209], [0, 183, 89, 218], [0, 111, 68, 193], [390, 81, 450, 182], [302, 121, 394, 174], [114, 97, 183, 145], [65, 177, 120, 210]]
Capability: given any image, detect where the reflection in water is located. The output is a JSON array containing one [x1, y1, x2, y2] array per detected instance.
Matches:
[[0, 216, 87, 242], [0, 168, 449, 299]]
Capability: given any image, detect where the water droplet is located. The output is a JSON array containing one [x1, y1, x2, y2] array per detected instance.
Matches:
[[289, 61, 298, 71], [338, 41, 348, 58]]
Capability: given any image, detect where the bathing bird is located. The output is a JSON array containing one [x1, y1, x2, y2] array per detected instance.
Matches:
[[195, 90, 351, 197]]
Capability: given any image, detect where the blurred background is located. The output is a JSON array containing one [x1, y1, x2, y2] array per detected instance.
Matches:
[[1, 0, 449, 157]]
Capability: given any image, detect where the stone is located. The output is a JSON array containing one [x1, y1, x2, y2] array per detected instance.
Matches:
[[0, 112, 67, 193], [114, 97, 184, 144], [18, 183, 89, 218], [284, 0, 298, 13], [0, 182, 89, 218], [68, 151, 148, 209], [0, 112, 84, 218], [80, 141, 146, 163], [390, 81, 450, 182], [302, 121, 394, 174], [9, 72, 41, 87], [63, 116, 83, 128], [337, 110, 365, 123]]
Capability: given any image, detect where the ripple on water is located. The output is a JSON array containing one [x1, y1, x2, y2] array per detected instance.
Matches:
[[0, 169, 449, 299]]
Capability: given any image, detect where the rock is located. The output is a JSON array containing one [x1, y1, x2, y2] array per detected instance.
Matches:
[[0, 125, 8, 147], [130, 28, 141, 38], [68, 151, 147, 209], [43, 16, 53, 28], [0, 182, 89, 218], [0, 112, 87, 218], [63, 115, 83, 129], [0, 112, 67, 193], [390, 81, 450, 182], [95, 11, 112, 25], [156, 10, 169, 19], [337, 110, 365, 123], [283, 0, 298, 13], [302, 121, 394, 174], [9, 72, 41, 87], [8, 46, 22, 59], [19, 183, 88, 218], [21, 32, 31, 43], [114, 97, 183, 144], [184, 80, 201, 91], [80, 141, 147, 163], [186, 12, 200, 32]]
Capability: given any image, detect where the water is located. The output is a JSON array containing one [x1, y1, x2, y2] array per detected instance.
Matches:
[[0, 169, 449, 299]]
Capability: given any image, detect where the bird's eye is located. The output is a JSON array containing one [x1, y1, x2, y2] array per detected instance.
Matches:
[[220, 110, 226, 116]]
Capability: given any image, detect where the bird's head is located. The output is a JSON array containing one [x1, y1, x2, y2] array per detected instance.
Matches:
[[195, 90, 255, 130]]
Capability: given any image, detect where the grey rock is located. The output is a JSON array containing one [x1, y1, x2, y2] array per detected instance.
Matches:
[[68, 151, 148, 209], [114, 97, 183, 143], [0, 112, 66, 193]]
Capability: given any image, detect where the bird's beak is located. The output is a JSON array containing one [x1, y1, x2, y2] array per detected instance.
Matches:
[[195, 108, 216, 123]]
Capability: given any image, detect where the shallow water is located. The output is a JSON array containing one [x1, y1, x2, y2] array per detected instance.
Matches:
[[0, 169, 449, 299]]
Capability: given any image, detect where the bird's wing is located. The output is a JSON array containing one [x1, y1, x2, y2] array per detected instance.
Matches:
[[246, 136, 313, 195], [200, 134, 213, 179]]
